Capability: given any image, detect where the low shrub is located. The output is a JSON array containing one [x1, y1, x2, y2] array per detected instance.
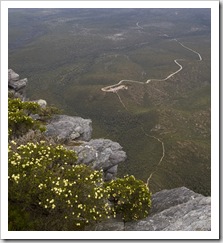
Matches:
[[105, 175, 152, 222], [8, 141, 112, 230], [8, 98, 61, 139], [8, 98, 45, 139]]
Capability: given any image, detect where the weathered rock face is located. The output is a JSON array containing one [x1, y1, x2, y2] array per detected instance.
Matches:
[[70, 139, 127, 181], [8, 69, 28, 100], [125, 187, 211, 231], [45, 115, 92, 142], [149, 186, 204, 215], [45, 116, 127, 180], [91, 187, 211, 231]]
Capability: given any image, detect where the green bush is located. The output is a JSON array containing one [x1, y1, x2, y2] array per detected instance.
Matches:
[[8, 141, 112, 230], [8, 98, 45, 139], [8, 98, 61, 139], [105, 175, 152, 222]]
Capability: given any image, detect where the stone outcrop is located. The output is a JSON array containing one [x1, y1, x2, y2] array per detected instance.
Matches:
[[91, 187, 211, 231], [125, 187, 211, 231], [70, 139, 127, 181], [45, 115, 92, 142], [8, 69, 127, 181], [45, 115, 126, 181], [8, 69, 28, 100], [8, 69, 47, 107]]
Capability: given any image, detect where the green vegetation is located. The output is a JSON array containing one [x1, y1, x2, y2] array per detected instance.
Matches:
[[8, 98, 45, 139], [8, 140, 112, 230], [8, 98, 61, 139], [9, 9, 211, 196], [105, 175, 151, 222], [8, 98, 152, 230]]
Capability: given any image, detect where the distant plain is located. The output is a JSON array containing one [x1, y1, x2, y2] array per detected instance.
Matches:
[[8, 8, 211, 195]]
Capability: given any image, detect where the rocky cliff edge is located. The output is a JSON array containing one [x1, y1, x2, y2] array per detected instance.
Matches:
[[8, 69, 211, 231]]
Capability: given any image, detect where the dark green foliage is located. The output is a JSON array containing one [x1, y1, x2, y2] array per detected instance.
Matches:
[[105, 175, 152, 222], [8, 98, 44, 139], [8, 137, 152, 230], [8, 98, 62, 139], [8, 203, 35, 231], [8, 140, 113, 230]]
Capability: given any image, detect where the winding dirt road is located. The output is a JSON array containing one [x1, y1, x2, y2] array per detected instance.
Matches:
[[100, 22, 203, 186], [101, 39, 201, 94]]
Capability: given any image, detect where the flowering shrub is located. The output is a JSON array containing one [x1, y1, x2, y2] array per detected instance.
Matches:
[[8, 141, 112, 230], [8, 97, 152, 230], [8, 98, 45, 139], [105, 175, 152, 222]]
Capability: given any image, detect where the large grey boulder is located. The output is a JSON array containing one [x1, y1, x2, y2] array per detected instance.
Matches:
[[71, 139, 127, 181], [125, 187, 211, 231], [149, 186, 203, 215], [45, 115, 92, 142]]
